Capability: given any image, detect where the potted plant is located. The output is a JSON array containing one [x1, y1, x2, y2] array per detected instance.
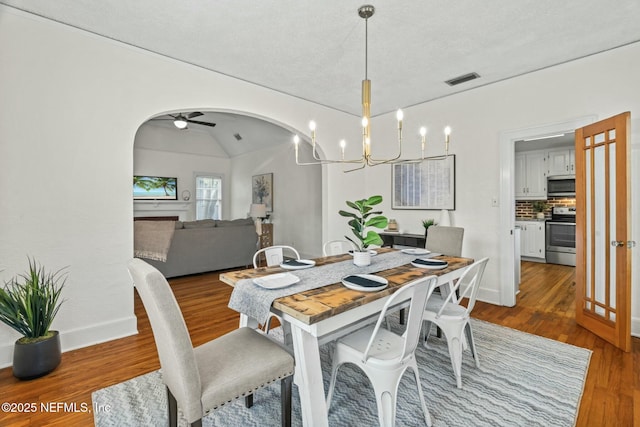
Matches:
[[0, 258, 66, 380], [422, 218, 436, 239], [338, 195, 388, 266], [532, 200, 549, 219]]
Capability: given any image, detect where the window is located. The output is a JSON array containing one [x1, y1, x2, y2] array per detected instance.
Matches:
[[195, 175, 222, 220]]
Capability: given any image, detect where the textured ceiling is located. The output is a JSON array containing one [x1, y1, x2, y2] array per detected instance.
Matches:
[[3, 1, 640, 154]]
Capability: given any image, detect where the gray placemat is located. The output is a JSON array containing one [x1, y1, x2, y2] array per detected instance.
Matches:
[[228, 251, 440, 324]]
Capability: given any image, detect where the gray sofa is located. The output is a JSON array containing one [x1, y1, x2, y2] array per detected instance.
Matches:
[[144, 218, 258, 278]]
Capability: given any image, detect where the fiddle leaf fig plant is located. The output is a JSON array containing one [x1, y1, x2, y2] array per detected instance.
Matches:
[[338, 195, 388, 251]]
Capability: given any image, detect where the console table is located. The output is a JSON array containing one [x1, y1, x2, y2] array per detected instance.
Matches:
[[379, 232, 426, 248]]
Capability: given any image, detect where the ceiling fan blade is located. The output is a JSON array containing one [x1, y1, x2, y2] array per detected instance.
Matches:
[[186, 119, 216, 127], [187, 112, 204, 119]]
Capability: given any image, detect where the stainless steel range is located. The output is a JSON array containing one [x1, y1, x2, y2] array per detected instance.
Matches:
[[546, 207, 576, 266]]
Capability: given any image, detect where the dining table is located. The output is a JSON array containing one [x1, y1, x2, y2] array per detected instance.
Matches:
[[221, 247, 474, 427]]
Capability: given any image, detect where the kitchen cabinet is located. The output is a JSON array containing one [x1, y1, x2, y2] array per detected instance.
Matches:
[[515, 151, 547, 200], [547, 148, 575, 176], [515, 221, 545, 259]]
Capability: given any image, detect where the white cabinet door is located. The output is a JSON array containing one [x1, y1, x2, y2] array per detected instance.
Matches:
[[515, 150, 547, 200], [514, 154, 527, 198], [526, 151, 547, 198], [516, 221, 545, 259], [547, 148, 575, 175]]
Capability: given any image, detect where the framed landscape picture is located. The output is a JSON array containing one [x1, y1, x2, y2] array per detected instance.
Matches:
[[252, 173, 273, 212]]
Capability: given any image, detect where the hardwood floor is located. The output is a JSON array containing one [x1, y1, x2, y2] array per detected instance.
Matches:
[[0, 262, 636, 426]]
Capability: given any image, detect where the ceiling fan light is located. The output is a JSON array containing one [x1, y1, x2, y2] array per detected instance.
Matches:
[[174, 115, 188, 129]]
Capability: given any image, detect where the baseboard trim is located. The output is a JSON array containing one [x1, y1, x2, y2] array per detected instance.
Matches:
[[0, 315, 138, 369]]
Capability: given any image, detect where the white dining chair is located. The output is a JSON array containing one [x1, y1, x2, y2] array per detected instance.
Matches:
[[423, 257, 489, 389], [322, 239, 356, 256], [127, 258, 295, 427], [252, 245, 301, 335], [327, 275, 439, 427], [253, 245, 300, 268]]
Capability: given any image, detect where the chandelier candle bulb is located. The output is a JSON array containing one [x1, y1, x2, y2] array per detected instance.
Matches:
[[340, 139, 346, 159], [420, 127, 427, 157]]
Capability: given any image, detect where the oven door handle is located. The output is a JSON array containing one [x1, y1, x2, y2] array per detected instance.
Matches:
[[546, 221, 576, 226]]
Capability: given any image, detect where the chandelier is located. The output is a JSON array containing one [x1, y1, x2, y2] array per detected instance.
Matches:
[[294, 5, 452, 172]]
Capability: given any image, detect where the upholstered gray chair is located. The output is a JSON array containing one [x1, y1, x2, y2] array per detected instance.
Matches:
[[425, 226, 465, 256], [127, 258, 295, 427]]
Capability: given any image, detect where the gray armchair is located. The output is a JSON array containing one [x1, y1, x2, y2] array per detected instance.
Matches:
[[127, 258, 294, 427]]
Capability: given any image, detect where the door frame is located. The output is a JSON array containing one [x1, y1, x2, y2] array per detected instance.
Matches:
[[498, 115, 596, 306]]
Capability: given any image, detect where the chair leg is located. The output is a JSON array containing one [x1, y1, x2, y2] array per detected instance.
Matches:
[[167, 387, 178, 427], [409, 362, 433, 427], [281, 375, 293, 427], [326, 361, 342, 410], [244, 393, 254, 408], [464, 322, 480, 368]]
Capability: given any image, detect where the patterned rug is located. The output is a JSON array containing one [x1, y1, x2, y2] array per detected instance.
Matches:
[[92, 319, 591, 427]]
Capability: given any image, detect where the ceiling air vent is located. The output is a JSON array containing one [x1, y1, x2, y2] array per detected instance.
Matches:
[[445, 72, 480, 86]]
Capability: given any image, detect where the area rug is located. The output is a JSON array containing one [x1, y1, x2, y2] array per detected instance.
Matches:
[[92, 319, 591, 427]]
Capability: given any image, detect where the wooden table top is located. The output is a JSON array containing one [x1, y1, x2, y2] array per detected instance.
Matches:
[[220, 248, 473, 325]]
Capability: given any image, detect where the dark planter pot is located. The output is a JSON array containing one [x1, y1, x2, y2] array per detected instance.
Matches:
[[13, 331, 61, 380]]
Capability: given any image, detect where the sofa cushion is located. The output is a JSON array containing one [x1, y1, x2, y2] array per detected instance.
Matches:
[[183, 219, 216, 229], [216, 218, 254, 227]]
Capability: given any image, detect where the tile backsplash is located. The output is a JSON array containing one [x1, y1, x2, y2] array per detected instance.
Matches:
[[515, 197, 576, 219]]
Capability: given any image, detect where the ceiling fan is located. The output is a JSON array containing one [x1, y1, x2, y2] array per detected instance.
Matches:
[[152, 112, 217, 129]]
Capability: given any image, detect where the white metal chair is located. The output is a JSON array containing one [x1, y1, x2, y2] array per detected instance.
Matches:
[[252, 245, 300, 334], [423, 257, 489, 389], [327, 275, 439, 427], [127, 258, 295, 427], [253, 245, 301, 268], [322, 239, 356, 256]]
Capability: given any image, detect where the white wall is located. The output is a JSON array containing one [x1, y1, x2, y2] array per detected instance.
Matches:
[[324, 41, 640, 328], [230, 143, 322, 259], [0, 5, 638, 368], [0, 6, 353, 367], [134, 123, 231, 221]]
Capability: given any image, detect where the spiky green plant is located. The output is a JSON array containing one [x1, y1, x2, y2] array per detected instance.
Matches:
[[338, 195, 388, 251], [0, 258, 66, 342]]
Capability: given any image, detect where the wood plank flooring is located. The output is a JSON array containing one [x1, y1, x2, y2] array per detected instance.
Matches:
[[0, 262, 636, 426]]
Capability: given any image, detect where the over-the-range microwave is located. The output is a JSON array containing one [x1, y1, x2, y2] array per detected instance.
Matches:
[[547, 175, 575, 197]]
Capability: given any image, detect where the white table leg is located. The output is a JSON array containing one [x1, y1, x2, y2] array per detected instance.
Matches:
[[239, 313, 259, 329], [291, 326, 329, 427]]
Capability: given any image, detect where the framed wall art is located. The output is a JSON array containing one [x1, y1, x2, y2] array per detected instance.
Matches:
[[252, 173, 273, 212], [392, 155, 455, 210]]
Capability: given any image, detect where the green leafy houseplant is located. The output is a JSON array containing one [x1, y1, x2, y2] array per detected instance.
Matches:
[[531, 201, 549, 213], [338, 195, 388, 251], [422, 218, 436, 230], [0, 258, 66, 344]]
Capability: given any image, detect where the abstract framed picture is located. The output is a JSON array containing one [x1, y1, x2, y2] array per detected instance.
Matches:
[[252, 173, 273, 212], [392, 155, 455, 210]]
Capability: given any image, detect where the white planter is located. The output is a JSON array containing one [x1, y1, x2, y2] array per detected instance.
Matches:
[[353, 251, 371, 267]]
